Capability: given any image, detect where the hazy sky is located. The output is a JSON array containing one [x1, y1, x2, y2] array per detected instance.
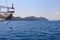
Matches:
[[0, 0, 60, 20]]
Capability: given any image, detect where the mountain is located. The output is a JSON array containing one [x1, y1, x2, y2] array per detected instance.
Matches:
[[39, 17, 49, 21], [12, 17, 23, 21], [12, 16, 49, 21], [22, 16, 39, 21]]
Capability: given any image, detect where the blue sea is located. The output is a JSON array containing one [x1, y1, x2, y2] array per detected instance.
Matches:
[[0, 21, 60, 40]]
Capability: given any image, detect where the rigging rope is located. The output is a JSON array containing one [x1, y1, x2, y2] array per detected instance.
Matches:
[[6, 16, 13, 30], [5, 0, 9, 11]]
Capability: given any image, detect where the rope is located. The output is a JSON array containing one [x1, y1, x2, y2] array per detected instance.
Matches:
[[6, 16, 13, 30], [5, 0, 9, 11], [7, 17, 12, 24]]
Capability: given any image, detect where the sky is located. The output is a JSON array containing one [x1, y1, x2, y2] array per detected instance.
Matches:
[[0, 0, 60, 20]]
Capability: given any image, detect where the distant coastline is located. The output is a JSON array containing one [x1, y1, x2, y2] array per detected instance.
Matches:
[[11, 16, 47, 21], [11, 16, 60, 21]]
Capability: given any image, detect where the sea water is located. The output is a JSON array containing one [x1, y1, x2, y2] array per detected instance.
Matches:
[[0, 21, 60, 40]]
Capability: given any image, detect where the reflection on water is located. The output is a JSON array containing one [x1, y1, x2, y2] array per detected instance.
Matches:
[[0, 21, 60, 40]]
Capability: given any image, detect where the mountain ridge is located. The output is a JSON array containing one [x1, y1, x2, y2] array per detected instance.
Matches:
[[11, 16, 58, 21]]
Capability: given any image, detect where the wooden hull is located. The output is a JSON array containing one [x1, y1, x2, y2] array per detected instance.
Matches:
[[0, 13, 12, 21]]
